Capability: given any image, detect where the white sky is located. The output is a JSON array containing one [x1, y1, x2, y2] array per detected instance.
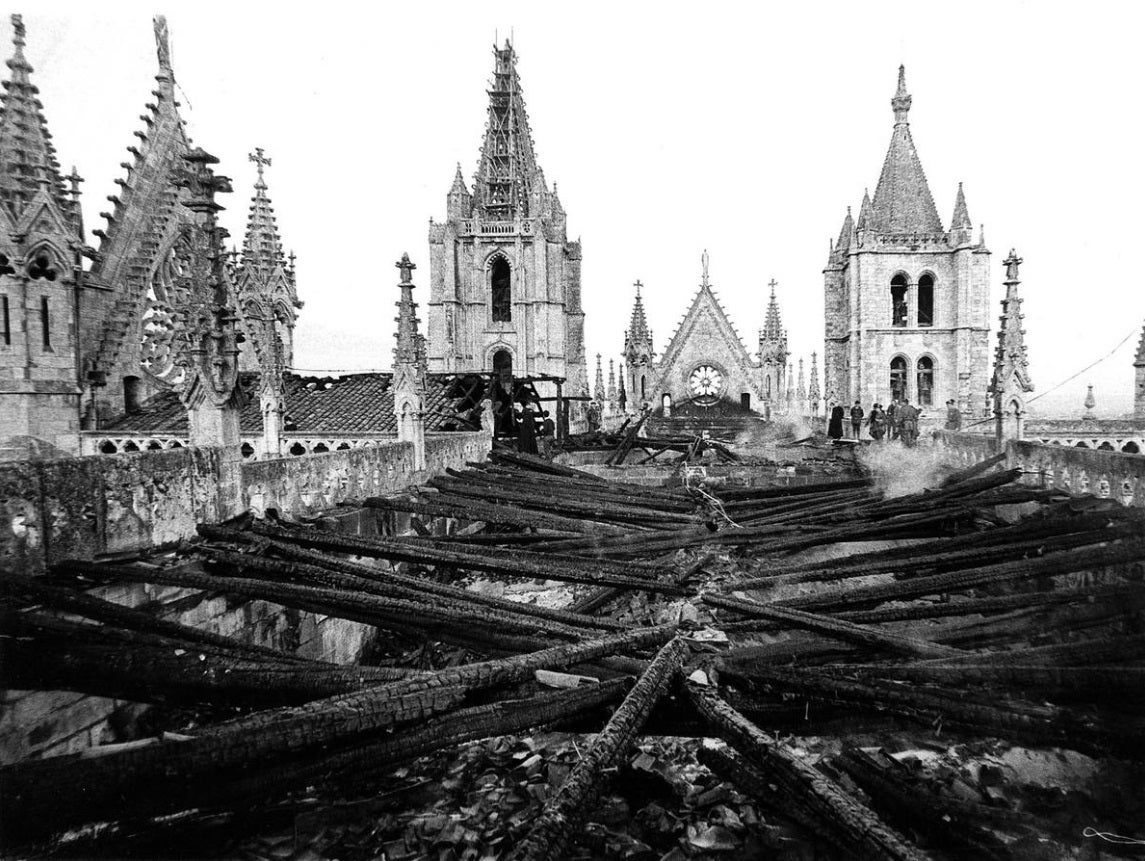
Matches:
[[14, 1, 1145, 417]]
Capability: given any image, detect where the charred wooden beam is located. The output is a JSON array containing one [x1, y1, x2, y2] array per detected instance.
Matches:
[[777, 539, 1145, 612], [686, 682, 930, 860], [0, 569, 310, 664], [838, 663, 1145, 704], [1, 612, 406, 707], [1, 626, 673, 844], [835, 747, 1016, 860], [702, 594, 963, 659], [196, 535, 625, 633], [730, 666, 1145, 759], [510, 636, 690, 860], [240, 522, 691, 596]]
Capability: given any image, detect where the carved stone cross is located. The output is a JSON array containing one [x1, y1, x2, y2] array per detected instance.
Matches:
[[249, 148, 272, 180]]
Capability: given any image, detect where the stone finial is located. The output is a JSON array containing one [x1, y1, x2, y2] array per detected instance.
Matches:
[[1084, 384, 1096, 416], [11, 13, 25, 50], [396, 252, 416, 284], [1003, 248, 1022, 284], [892, 65, 912, 124], [701, 249, 710, 288], [153, 15, 172, 76]]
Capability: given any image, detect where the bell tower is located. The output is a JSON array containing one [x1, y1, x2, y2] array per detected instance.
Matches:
[[426, 41, 586, 403]]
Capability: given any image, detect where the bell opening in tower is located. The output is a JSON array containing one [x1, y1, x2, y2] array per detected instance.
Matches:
[[491, 257, 511, 322]]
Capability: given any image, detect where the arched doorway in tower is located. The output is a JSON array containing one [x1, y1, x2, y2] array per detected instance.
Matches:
[[492, 349, 513, 387]]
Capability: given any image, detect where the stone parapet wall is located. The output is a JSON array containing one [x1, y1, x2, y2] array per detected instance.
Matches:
[[1009, 440, 1144, 507], [934, 430, 1143, 507], [1, 431, 488, 575]]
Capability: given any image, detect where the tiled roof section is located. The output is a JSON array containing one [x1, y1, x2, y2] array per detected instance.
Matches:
[[100, 372, 468, 435], [869, 66, 944, 236]]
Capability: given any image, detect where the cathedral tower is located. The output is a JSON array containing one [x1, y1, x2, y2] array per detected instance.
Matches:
[[824, 67, 991, 417], [426, 42, 586, 403], [0, 15, 86, 455]]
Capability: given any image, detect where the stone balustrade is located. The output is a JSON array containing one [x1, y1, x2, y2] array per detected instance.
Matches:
[[933, 430, 1144, 507], [1, 431, 489, 575]]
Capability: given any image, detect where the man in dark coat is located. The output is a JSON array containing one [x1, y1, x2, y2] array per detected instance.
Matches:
[[517, 403, 539, 454], [827, 404, 845, 440]]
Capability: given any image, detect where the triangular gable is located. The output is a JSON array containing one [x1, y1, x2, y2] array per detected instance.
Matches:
[[652, 285, 760, 397], [14, 193, 73, 240]]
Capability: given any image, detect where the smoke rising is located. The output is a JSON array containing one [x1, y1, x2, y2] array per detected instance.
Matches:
[[858, 438, 962, 498]]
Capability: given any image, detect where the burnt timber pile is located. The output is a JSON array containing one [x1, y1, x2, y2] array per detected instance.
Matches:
[[1, 450, 1144, 859]]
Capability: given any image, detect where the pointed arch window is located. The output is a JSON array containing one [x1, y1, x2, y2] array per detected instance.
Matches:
[[890, 356, 908, 402], [916, 356, 934, 406], [890, 274, 908, 327], [491, 257, 511, 322], [917, 273, 934, 327]]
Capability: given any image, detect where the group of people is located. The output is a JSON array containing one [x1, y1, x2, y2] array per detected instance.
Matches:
[[827, 397, 962, 447]]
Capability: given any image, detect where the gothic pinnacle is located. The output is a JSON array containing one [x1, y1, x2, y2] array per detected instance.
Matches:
[[952, 182, 972, 231], [892, 64, 911, 124]]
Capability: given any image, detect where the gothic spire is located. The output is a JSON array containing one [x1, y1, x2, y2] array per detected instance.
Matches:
[[951, 182, 972, 231], [474, 41, 543, 219], [394, 253, 422, 366], [834, 206, 854, 257], [762, 280, 783, 342], [241, 147, 287, 273], [0, 14, 68, 219], [626, 280, 651, 343], [91, 15, 190, 284], [1135, 319, 1145, 368], [808, 352, 821, 404], [869, 66, 943, 235], [856, 189, 872, 231], [593, 353, 605, 402], [990, 248, 1034, 401], [796, 358, 806, 402], [607, 359, 617, 402]]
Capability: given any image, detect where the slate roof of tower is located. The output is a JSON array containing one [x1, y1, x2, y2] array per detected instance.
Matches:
[[868, 66, 944, 235], [100, 372, 469, 435]]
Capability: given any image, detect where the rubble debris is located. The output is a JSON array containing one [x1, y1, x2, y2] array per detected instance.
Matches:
[[2, 450, 1143, 857]]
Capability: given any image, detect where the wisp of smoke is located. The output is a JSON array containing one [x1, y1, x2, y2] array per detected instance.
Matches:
[[858, 438, 962, 498]]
